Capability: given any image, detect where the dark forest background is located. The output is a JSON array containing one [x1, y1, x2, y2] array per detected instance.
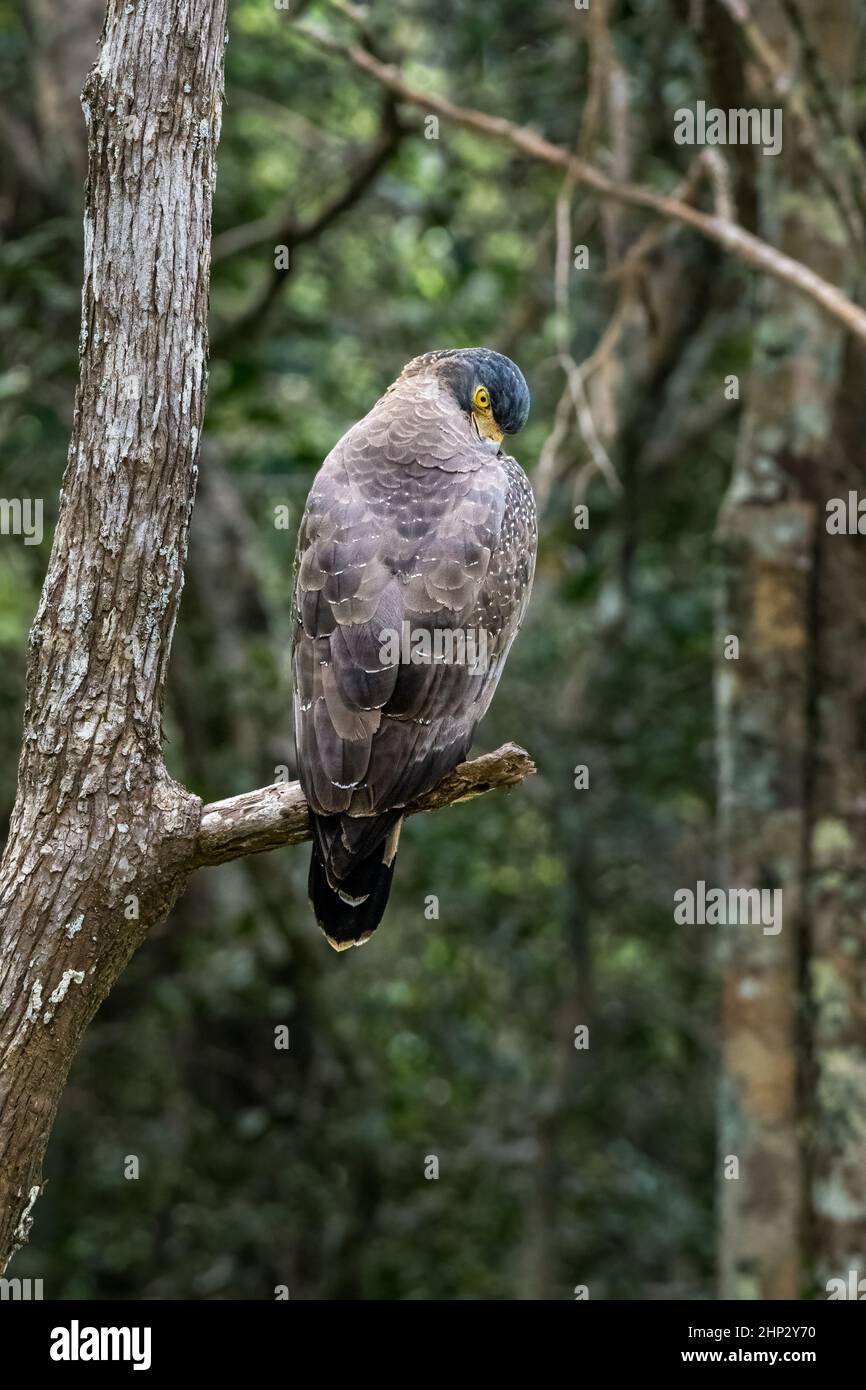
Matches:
[[1, 0, 864, 1299]]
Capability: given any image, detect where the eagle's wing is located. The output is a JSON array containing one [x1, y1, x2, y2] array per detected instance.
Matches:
[[292, 384, 536, 818]]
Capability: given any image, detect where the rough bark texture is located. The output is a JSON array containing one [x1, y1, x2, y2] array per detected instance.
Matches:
[[715, 0, 858, 1299], [0, 0, 228, 1272]]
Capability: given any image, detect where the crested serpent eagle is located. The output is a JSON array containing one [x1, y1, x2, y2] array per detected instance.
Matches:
[[292, 348, 537, 950]]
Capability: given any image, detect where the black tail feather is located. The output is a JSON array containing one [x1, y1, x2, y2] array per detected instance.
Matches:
[[308, 811, 402, 950]]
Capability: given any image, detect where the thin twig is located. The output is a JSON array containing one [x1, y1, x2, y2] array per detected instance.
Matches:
[[560, 352, 622, 495]]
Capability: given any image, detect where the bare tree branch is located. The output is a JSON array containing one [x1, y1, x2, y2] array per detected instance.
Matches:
[[294, 22, 866, 345], [194, 743, 536, 869], [212, 95, 403, 264], [212, 93, 404, 351]]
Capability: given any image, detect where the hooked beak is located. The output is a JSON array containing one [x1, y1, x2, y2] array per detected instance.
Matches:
[[472, 411, 505, 453]]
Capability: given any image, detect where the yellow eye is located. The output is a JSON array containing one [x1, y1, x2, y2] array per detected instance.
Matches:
[[474, 386, 491, 411]]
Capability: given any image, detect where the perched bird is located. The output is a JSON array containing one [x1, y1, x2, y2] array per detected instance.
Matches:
[[292, 347, 537, 950]]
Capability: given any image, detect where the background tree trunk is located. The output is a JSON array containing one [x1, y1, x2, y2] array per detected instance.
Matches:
[[27, 0, 106, 187], [809, 288, 866, 1284], [715, 0, 860, 1299]]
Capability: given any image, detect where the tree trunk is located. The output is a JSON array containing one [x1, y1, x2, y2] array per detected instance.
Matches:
[[809, 308, 866, 1286], [0, 0, 228, 1272], [715, 0, 859, 1299]]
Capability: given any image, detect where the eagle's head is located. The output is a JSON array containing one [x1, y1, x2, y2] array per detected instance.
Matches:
[[399, 347, 530, 451]]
